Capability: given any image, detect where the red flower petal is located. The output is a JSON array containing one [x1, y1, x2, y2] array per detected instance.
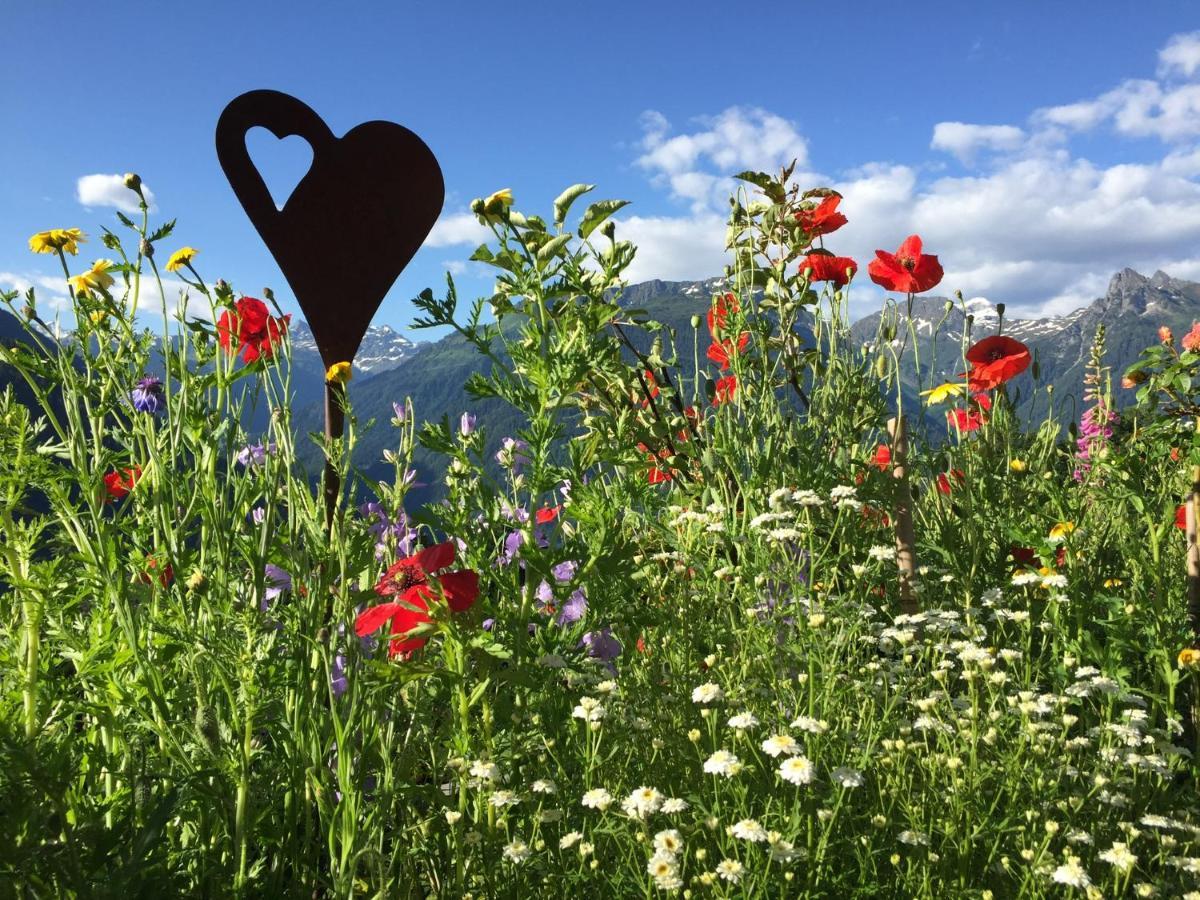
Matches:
[[438, 570, 481, 612], [355, 602, 404, 637], [415, 541, 456, 575]]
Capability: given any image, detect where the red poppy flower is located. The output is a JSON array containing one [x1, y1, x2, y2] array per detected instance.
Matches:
[[103, 466, 142, 502], [799, 253, 858, 286], [707, 293, 740, 339], [139, 556, 174, 588], [535, 505, 560, 525], [1009, 546, 1037, 567], [861, 505, 890, 527], [947, 407, 984, 432], [936, 469, 965, 495], [640, 370, 659, 408], [796, 194, 848, 238], [707, 333, 750, 369], [647, 467, 673, 485], [867, 235, 944, 294], [712, 375, 737, 406], [1172, 447, 1182, 463], [965, 336, 1031, 391], [1177, 504, 1189, 530], [870, 444, 891, 471], [1185, 322, 1200, 353], [355, 542, 480, 659], [217, 297, 291, 364]]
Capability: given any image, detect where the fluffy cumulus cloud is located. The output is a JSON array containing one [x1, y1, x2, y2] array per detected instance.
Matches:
[[76, 174, 157, 214], [0, 268, 202, 323], [930, 123, 1025, 164], [426, 211, 490, 248], [614, 31, 1200, 320], [636, 107, 809, 211]]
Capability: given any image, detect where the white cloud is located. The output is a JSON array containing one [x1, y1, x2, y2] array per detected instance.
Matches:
[[76, 173, 157, 214], [617, 32, 1200, 321], [636, 107, 809, 211], [617, 212, 728, 284], [1159, 31, 1200, 79], [931, 122, 1025, 163], [426, 210, 490, 248]]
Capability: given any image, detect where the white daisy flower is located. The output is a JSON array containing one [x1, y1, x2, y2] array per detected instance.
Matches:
[[1098, 842, 1137, 873], [661, 798, 689, 814], [1051, 857, 1091, 889], [727, 711, 759, 730], [559, 831, 582, 849], [731, 818, 768, 842], [531, 779, 557, 794], [503, 837, 531, 863], [581, 788, 613, 810], [831, 767, 864, 788], [692, 682, 724, 704], [761, 733, 801, 757], [703, 750, 742, 777], [778, 755, 815, 785], [622, 786, 664, 819], [654, 829, 683, 854], [715, 859, 744, 883]]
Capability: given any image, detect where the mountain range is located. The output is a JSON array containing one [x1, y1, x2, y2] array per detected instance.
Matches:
[[2, 269, 1196, 498]]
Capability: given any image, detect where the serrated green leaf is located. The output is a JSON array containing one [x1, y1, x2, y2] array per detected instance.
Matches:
[[148, 219, 176, 243], [537, 233, 572, 263], [469, 243, 494, 263], [578, 200, 629, 239], [116, 211, 136, 229], [553, 183, 595, 227]]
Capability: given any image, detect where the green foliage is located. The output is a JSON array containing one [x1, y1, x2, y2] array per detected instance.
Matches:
[[1, 177, 1198, 899]]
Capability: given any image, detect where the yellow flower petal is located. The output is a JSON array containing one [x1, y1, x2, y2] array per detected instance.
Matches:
[[165, 246, 198, 273], [920, 382, 966, 405], [29, 228, 86, 255], [325, 361, 352, 384]]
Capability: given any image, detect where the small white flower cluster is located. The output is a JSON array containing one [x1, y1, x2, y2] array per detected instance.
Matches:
[[572, 695, 606, 723], [646, 828, 684, 891]]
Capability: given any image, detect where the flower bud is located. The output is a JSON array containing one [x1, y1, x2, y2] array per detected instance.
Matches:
[[995, 303, 1005, 317], [690, 315, 702, 329], [123, 172, 142, 192], [317, 627, 330, 645], [263, 287, 275, 302], [21, 304, 35, 320], [600, 221, 616, 240]]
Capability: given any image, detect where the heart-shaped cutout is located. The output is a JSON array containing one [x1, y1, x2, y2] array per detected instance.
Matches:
[[244, 127, 315, 210], [216, 90, 445, 367]]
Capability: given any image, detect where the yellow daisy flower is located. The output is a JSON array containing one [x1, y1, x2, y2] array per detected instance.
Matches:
[[29, 228, 86, 255], [1048, 521, 1076, 543], [325, 361, 352, 385], [1179, 647, 1200, 669], [1009, 459, 1027, 473], [165, 246, 198, 273], [68, 259, 116, 296], [920, 382, 966, 405]]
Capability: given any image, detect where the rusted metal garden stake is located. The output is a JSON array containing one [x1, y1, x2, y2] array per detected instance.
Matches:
[[216, 90, 444, 531], [888, 415, 920, 615]]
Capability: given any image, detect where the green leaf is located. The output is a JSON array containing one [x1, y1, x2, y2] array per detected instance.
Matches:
[[469, 243, 495, 263], [116, 211, 136, 229], [537, 233, 572, 263], [578, 200, 630, 239], [734, 171, 774, 192], [553, 183, 595, 227], [148, 219, 176, 243]]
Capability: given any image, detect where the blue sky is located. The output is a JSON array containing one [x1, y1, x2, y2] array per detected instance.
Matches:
[[4, 1, 1200, 338]]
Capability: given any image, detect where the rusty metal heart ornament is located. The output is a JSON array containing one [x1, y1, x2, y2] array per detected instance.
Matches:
[[216, 89, 444, 367]]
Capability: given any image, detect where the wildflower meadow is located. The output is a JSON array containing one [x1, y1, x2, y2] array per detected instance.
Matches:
[[4, 170, 1200, 898]]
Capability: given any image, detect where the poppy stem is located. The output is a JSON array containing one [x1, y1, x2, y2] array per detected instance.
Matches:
[[887, 415, 920, 616]]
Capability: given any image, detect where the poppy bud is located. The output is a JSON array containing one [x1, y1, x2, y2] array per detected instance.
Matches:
[[691, 315, 702, 329], [264, 287, 275, 303], [140, 238, 153, 258], [195, 705, 220, 753], [123, 172, 142, 193], [882, 322, 896, 342], [995, 303, 1006, 317], [875, 356, 889, 379], [944, 300, 954, 314], [966, 314, 974, 329]]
